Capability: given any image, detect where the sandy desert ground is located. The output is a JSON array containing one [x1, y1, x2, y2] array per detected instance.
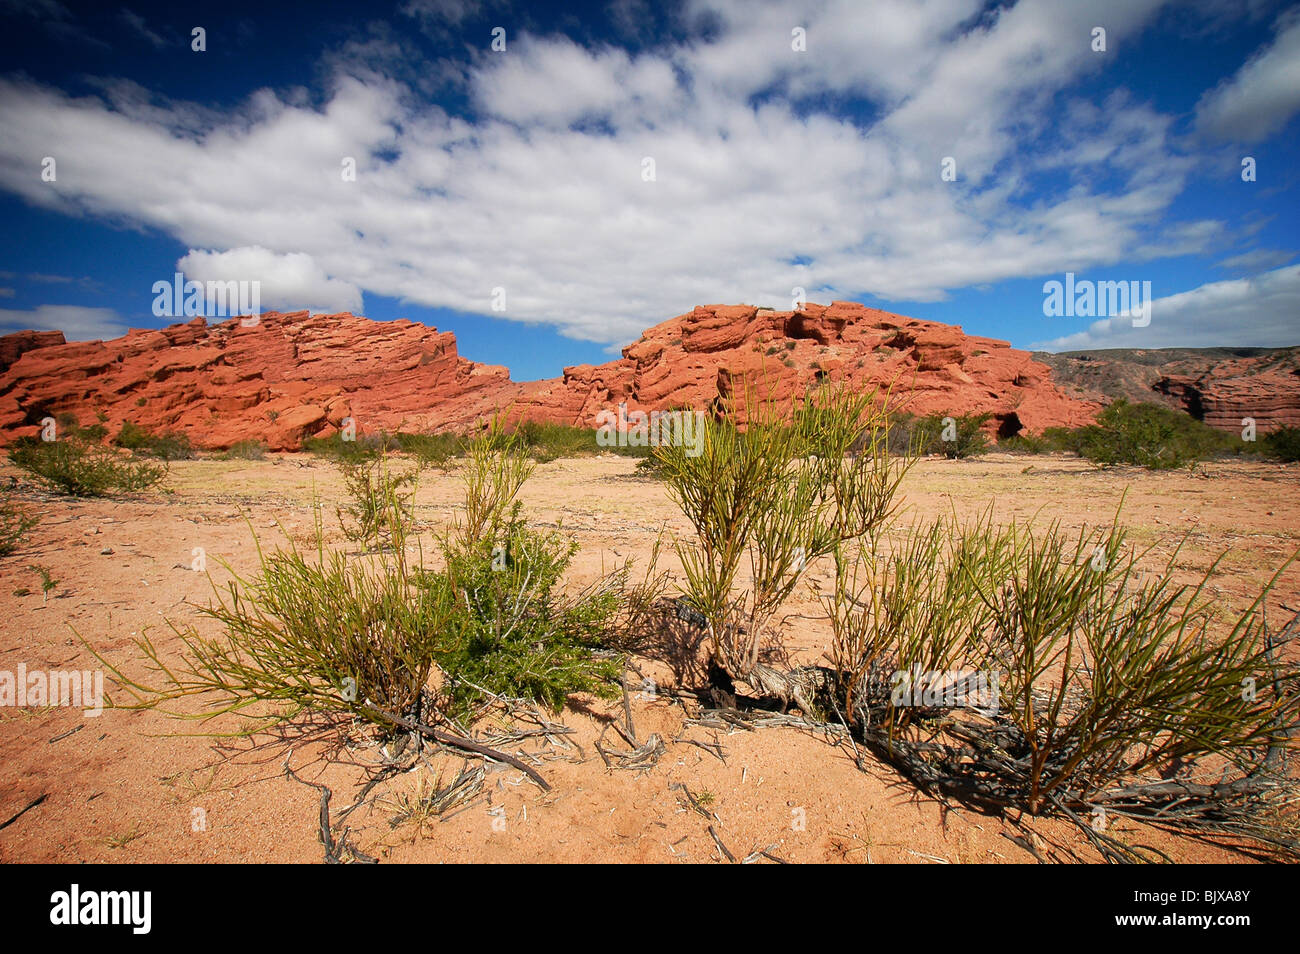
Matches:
[[1, 452, 1297, 864]]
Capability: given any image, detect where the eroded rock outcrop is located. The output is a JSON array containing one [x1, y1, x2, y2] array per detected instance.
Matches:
[[0, 303, 1100, 449]]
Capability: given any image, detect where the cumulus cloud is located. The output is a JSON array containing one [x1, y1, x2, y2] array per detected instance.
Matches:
[[0, 304, 127, 341], [176, 246, 363, 315], [0, 0, 1266, 347], [1196, 9, 1300, 142], [1032, 264, 1300, 351]]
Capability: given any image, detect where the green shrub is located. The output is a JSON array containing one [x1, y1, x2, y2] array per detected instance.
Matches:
[[9, 437, 167, 496], [433, 518, 623, 716], [53, 412, 107, 443], [88, 424, 627, 735], [921, 412, 991, 459], [393, 431, 464, 466], [114, 421, 193, 460], [89, 500, 458, 730], [512, 420, 592, 462], [830, 510, 1300, 830], [510, 420, 650, 462], [336, 457, 418, 550], [1262, 427, 1300, 463], [1074, 400, 1246, 469], [221, 440, 267, 460], [655, 383, 914, 687], [998, 433, 1044, 454], [1038, 426, 1084, 454], [0, 493, 39, 557]]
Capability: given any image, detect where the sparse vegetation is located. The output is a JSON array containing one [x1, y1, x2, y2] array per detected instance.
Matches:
[[1262, 426, 1300, 463], [220, 439, 267, 460], [1073, 400, 1234, 469], [28, 563, 58, 604], [336, 456, 419, 551], [0, 492, 39, 557], [114, 421, 194, 460], [650, 379, 1299, 857], [653, 383, 913, 697], [925, 412, 991, 459], [86, 422, 628, 743], [9, 436, 167, 496], [827, 509, 1299, 856]]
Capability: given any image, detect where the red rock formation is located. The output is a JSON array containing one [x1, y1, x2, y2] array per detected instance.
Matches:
[[1154, 365, 1300, 433], [1039, 346, 1300, 435], [513, 302, 1099, 438], [0, 312, 523, 450], [0, 303, 1099, 450]]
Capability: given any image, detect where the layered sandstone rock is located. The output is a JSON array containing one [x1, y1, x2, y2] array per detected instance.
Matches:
[[513, 302, 1099, 438], [1038, 346, 1300, 434], [0, 311, 523, 450], [0, 303, 1099, 450]]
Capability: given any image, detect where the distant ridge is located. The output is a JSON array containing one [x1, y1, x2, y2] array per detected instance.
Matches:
[[1034, 346, 1300, 432]]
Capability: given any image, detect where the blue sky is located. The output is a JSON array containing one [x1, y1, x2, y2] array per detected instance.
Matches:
[[0, 0, 1297, 381]]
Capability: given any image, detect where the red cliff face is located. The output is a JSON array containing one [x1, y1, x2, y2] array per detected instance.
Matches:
[[0, 303, 1099, 449], [1154, 363, 1300, 433], [0, 311, 523, 450], [513, 302, 1099, 438]]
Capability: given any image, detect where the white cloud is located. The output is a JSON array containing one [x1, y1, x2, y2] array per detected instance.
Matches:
[[176, 246, 363, 315], [0, 304, 127, 341], [1196, 9, 1300, 142], [0, 0, 1271, 348], [1033, 264, 1300, 350]]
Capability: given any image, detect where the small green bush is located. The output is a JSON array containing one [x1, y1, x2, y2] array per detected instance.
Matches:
[[998, 433, 1044, 454], [90, 501, 458, 730], [1262, 427, 1300, 463], [114, 421, 193, 460], [9, 437, 167, 496], [337, 457, 418, 550], [88, 425, 628, 736], [221, 440, 268, 460], [393, 431, 464, 466], [54, 412, 107, 443], [830, 510, 1300, 824], [922, 412, 991, 459], [303, 431, 410, 463], [1076, 400, 1236, 470], [434, 519, 623, 716], [0, 493, 39, 557]]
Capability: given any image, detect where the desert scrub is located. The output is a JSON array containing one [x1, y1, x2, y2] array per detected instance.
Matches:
[[1074, 400, 1240, 469], [433, 423, 627, 713], [827, 508, 1300, 855], [918, 412, 990, 458], [1262, 426, 1300, 463], [512, 420, 650, 462], [394, 430, 464, 466], [9, 436, 167, 496], [87, 500, 458, 730], [654, 383, 914, 696], [0, 492, 39, 557], [87, 425, 629, 738], [433, 517, 623, 717], [114, 421, 193, 460], [336, 456, 419, 550], [220, 439, 267, 460]]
